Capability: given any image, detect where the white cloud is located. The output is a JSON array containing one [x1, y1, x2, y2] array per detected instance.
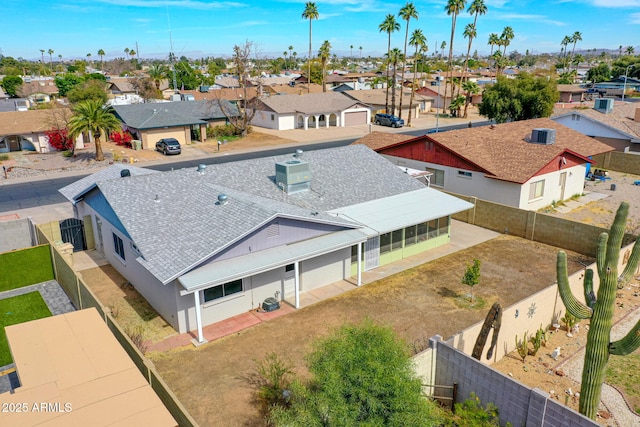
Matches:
[[96, 0, 247, 10], [588, 0, 640, 6], [494, 13, 567, 26]]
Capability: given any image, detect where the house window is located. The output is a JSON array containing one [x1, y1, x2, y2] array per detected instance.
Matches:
[[271, 114, 275, 121], [529, 180, 545, 201], [404, 225, 417, 246], [457, 170, 472, 178], [425, 141, 434, 151], [380, 232, 392, 254], [319, 114, 325, 121], [425, 168, 445, 186], [428, 219, 439, 239], [113, 233, 125, 261], [391, 229, 403, 250], [417, 222, 428, 242], [438, 216, 450, 236], [203, 279, 243, 302], [285, 263, 295, 273], [0, 139, 6, 149], [351, 245, 364, 262]]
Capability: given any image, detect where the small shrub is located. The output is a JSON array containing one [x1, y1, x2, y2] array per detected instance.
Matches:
[[45, 128, 74, 151], [461, 258, 481, 303], [254, 352, 295, 413], [62, 150, 73, 158], [0, 154, 9, 162], [516, 332, 529, 362], [126, 326, 148, 354], [110, 131, 133, 148], [449, 392, 509, 426], [207, 123, 237, 138]]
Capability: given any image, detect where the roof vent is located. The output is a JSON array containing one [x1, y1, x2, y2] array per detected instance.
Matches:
[[197, 164, 207, 174], [294, 149, 303, 158], [594, 98, 614, 114], [530, 128, 556, 145], [217, 194, 228, 205], [275, 160, 311, 194], [120, 169, 131, 177]]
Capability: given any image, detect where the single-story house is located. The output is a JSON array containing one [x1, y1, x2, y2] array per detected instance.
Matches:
[[552, 102, 640, 152], [557, 84, 587, 103], [0, 109, 83, 153], [0, 308, 177, 426], [107, 76, 170, 96], [59, 145, 472, 341], [112, 100, 238, 149], [343, 88, 433, 120], [354, 118, 614, 211], [249, 92, 372, 130]]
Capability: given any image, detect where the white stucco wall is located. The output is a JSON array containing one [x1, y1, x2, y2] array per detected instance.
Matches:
[[384, 155, 587, 210], [553, 114, 630, 139]]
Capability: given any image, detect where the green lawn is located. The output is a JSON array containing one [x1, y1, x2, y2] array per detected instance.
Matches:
[[606, 351, 640, 415], [0, 245, 54, 292], [0, 292, 52, 366]]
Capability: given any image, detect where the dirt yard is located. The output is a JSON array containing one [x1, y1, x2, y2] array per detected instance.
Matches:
[[135, 235, 591, 427]]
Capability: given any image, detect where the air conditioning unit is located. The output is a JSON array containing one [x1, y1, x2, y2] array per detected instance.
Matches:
[[262, 297, 280, 312], [275, 160, 311, 194], [594, 98, 614, 113], [530, 128, 556, 145]]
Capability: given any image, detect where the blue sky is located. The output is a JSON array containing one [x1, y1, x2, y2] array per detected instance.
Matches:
[[2, 0, 639, 61]]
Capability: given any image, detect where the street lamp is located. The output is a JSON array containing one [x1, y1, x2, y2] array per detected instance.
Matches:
[[622, 64, 635, 101]]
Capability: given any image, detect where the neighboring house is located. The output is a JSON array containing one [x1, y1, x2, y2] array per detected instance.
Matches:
[[0, 109, 83, 153], [17, 78, 59, 100], [552, 101, 640, 152], [0, 308, 177, 426], [112, 100, 238, 149], [59, 145, 472, 341], [557, 84, 587, 103], [106, 76, 170, 96], [175, 87, 260, 106], [355, 118, 613, 211], [416, 84, 456, 110], [343, 88, 433, 119], [249, 92, 372, 130]]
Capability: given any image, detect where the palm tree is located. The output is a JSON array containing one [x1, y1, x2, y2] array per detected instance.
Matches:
[[386, 48, 403, 116], [379, 14, 400, 113], [98, 49, 105, 71], [68, 100, 121, 161], [283, 51, 288, 69], [440, 41, 446, 59], [288, 45, 294, 66], [359, 46, 363, 59], [302, 2, 319, 93], [619, 45, 623, 56], [128, 49, 136, 64], [318, 40, 332, 92], [148, 63, 166, 89], [488, 33, 499, 58], [500, 26, 514, 56], [47, 49, 54, 72], [570, 31, 582, 70], [625, 46, 635, 55], [124, 47, 130, 58], [350, 44, 354, 59], [408, 28, 427, 127], [397, 2, 418, 121], [462, 0, 486, 89], [444, 0, 467, 111], [459, 23, 476, 98], [561, 36, 571, 59], [461, 80, 480, 118], [86, 53, 92, 63]]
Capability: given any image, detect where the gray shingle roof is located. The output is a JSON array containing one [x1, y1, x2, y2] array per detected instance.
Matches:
[[58, 164, 159, 202], [112, 100, 238, 130], [255, 92, 370, 115], [71, 145, 434, 284]]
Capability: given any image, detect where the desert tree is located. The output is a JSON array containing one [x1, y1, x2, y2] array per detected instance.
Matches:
[[68, 99, 121, 161], [97, 49, 105, 71], [444, 0, 467, 111], [318, 40, 331, 92], [387, 48, 403, 116]]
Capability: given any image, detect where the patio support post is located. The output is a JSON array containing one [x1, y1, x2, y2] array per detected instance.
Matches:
[[294, 261, 300, 308], [357, 242, 362, 286], [194, 291, 204, 343]]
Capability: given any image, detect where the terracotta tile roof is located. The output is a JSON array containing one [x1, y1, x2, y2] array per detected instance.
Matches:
[[0, 108, 71, 135], [352, 131, 414, 150], [425, 118, 613, 183], [557, 84, 587, 93], [553, 102, 640, 138]]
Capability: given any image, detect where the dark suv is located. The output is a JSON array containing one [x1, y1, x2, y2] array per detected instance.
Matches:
[[155, 138, 181, 155], [374, 113, 404, 128]]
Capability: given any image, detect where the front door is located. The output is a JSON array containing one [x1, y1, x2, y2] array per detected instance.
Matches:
[[559, 172, 567, 201]]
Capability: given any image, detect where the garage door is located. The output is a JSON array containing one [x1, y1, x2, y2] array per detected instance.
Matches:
[[143, 127, 187, 150], [343, 111, 367, 126]]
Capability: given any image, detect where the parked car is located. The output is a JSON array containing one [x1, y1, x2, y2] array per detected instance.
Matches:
[[374, 113, 404, 128], [156, 138, 181, 155]]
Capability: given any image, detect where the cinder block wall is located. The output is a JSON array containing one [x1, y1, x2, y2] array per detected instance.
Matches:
[[0, 218, 33, 252], [431, 338, 598, 427], [593, 151, 640, 175]]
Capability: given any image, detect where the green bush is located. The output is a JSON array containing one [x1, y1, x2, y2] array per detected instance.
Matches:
[[0, 245, 54, 292], [447, 393, 510, 427], [207, 124, 237, 138]]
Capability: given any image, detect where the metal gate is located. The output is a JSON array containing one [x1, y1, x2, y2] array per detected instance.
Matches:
[[60, 218, 87, 252], [364, 236, 380, 271]]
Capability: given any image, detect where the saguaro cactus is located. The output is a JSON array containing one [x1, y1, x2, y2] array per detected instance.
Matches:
[[557, 202, 640, 419]]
